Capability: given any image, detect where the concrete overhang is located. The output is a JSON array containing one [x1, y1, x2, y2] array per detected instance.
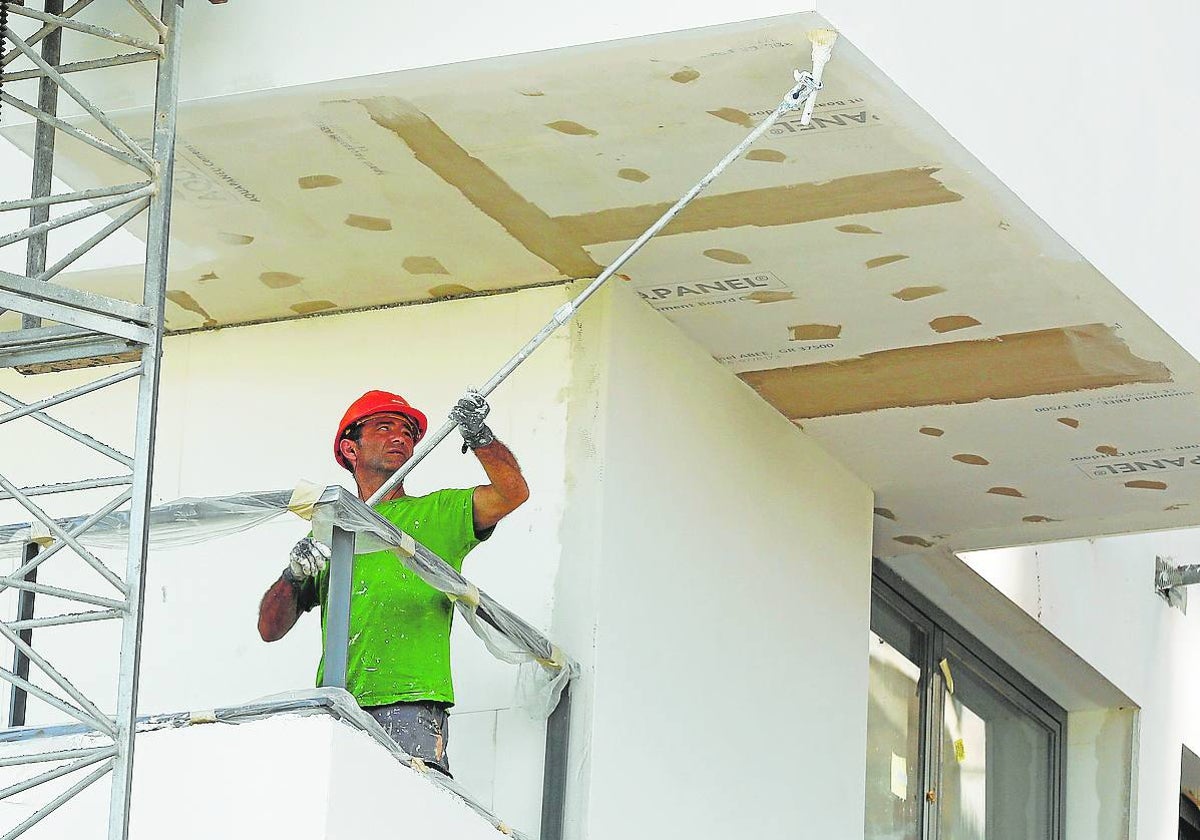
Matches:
[[3, 11, 1199, 557]]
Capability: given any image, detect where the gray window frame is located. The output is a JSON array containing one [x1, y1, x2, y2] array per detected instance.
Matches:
[[871, 560, 1067, 840]]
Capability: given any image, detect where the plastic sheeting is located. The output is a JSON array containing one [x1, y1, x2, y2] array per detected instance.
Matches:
[[0, 491, 293, 559], [302, 483, 575, 718], [0, 483, 576, 718]]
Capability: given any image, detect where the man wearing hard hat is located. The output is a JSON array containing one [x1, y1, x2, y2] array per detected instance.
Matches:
[[256, 389, 528, 776]]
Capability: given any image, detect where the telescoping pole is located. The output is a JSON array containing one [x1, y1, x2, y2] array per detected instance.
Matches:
[[367, 41, 837, 506]]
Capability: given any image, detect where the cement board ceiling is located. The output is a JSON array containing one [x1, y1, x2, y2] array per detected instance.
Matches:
[[4, 12, 1200, 557]]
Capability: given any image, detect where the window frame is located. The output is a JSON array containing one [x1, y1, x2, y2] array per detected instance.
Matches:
[[871, 560, 1067, 840]]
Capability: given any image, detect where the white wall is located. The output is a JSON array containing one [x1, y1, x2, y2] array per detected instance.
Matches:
[[140, 2, 818, 104], [964, 532, 1200, 840], [0, 285, 574, 834], [0, 713, 504, 840], [815, 0, 1200, 362], [556, 283, 875, 839]]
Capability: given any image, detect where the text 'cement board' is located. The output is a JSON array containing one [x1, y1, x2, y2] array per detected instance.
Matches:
[[4, 12, 1199, 557]]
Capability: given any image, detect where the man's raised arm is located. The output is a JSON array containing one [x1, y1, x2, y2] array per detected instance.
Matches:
[[450, 391, 530, 533]]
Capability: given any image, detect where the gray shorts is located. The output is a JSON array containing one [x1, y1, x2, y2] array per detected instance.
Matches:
[[364, 701, 452, 776]]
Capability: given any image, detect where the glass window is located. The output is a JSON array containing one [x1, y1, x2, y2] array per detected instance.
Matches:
[[938, 649, 1055, 840], [866, 569, 1064, 840], [865, 596, 925, 840]]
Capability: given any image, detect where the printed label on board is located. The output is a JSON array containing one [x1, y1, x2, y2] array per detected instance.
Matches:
[[1074, 446, 1200, 479], [1034, 388, 1195, 415], [636, 272, 788, 313], [762, 99, 882, 139], [172, 141, 262, 204]]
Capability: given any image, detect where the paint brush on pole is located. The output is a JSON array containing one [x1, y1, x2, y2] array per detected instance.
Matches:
[[367, 38, 840, 505], [799, 28, 839, 126]]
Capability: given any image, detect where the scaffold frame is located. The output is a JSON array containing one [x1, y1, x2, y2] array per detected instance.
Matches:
[[0, 1, 184, 837]]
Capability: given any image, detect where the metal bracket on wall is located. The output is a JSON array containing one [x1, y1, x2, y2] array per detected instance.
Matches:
[[1154, 556, 1200, 612]]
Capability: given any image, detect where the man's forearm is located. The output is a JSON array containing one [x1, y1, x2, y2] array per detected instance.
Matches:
[[475, 438, 529, 506], [257, 574, 304, 642], [471, 438, 530, 530]]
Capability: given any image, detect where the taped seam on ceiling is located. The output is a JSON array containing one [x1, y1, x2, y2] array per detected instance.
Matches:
[[350, 96, 603, 280], [555, 167, 963, 245], [738, 323, 1172, 420], [342, 97, 964, 285]]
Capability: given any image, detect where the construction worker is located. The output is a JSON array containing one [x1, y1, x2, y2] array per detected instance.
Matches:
[[256, 389, 529, 775]]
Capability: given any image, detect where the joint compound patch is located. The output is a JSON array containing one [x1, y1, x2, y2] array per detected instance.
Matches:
[[637, 272, 788, 313]]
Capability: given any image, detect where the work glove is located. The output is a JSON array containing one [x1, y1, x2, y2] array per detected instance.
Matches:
[[450, 389, 496, 453], [285, 536, 330, 583]]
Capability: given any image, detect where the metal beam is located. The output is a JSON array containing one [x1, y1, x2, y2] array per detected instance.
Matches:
[[0, 0, 97, 68], [0, 475, 134, 501], [0, 181, 150, 214], [540, 681, 573, 840], [6, 609, 124, 632], [1, 488, 133, 593], [0, 271, 151, 327], [0, 388, 134, 468], [37, 197, 150, 283], [0, 366, 141, 427], [0, 287, 152, 344], [321, 525, 355, 690], [7, 4, 163, 54], [0, 186, 155, 251], [1155, 556, 1200, 612], [19, 0, 64, 331], [6, 29, 157, 170], [109, 3, 185, 833], [0, 92, 153, 174], [0, 332, 140, 371], [7, 543, 38, 728], [0, 51, 159, 83], [0, 759, 114, 840]]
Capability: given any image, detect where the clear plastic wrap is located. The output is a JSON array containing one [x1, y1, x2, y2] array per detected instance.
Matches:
[[304, 485, 578, 719], [0, 491, 293, 561], [0, 483, 577, 718]]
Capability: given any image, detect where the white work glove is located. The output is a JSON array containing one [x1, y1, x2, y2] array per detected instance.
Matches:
[[449, 389, 496, 453], [285, 536, 330, 583]]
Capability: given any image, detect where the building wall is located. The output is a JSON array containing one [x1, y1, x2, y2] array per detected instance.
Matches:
[[0, 713, 505, 840], [964, 534, 1200, 840], [556, 283, 875, 840]]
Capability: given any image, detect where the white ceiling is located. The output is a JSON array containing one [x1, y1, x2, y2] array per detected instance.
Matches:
[[3, 12, 1199, 557]]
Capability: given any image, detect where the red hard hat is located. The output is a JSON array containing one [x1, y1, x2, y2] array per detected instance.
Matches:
[[334, 390, 428, 470]]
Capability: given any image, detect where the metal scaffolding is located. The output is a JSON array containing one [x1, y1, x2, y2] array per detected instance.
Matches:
[[0, 0, 185, 837]]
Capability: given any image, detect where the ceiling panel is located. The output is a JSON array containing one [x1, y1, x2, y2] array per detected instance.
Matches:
[[5, 13, 1198, 555]]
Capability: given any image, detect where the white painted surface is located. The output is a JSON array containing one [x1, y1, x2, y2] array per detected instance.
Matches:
[[0, 285, 574, 831], [31, 2, 816, 109], [815, 0, 1200, 365], [0, 714, 503, 840], [963, 532, 1200, 840], [557, 283, 875, 839]]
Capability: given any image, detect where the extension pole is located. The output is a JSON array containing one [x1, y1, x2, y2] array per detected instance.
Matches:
[[369, 66, 829, 506]]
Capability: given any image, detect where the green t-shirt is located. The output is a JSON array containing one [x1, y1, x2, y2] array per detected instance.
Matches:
[[312, 488, 481, 707]]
